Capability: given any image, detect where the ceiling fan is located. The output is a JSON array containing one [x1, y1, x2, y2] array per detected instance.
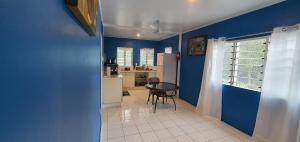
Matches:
[[149, 20, 175, 34]]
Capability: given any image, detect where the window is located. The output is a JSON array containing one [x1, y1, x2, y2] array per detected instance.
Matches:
[[140, 48, 154, 66], [117, 47, 133, 66], [223, 37, 269, 91], [165, 47, 172, 54]]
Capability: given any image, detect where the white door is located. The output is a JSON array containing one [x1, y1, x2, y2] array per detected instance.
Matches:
[[156, 66, 164, 82]]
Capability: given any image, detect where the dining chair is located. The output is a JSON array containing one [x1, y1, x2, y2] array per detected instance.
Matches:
[[165, 90, 176, 111], [147, 77, 160, 104], [154, 90, 177, 113]]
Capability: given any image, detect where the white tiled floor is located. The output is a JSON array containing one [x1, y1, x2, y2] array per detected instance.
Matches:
[[101, 89, 255, 142]]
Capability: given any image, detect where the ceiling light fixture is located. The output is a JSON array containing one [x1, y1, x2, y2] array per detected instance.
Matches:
[[187, 0, 197, 4], [136, 33, 141, 38]]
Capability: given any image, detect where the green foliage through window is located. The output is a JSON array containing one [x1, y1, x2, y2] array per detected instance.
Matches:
[[140, 48, 154, 66], [223, 37, 269, 91], [117, 47, 133, 66]]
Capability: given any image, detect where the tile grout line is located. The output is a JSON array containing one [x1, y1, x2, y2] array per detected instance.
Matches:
[[104, 89, 255, 142]]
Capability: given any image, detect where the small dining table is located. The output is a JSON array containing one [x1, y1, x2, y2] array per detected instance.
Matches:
[[145, 82, 179, 113]]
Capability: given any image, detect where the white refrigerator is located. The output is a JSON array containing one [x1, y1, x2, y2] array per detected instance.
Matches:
[[156, 53, 177, 84]]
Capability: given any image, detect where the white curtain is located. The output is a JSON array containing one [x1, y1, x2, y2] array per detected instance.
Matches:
[[196, 38, 225, 119], [253, 24, 300, 142]]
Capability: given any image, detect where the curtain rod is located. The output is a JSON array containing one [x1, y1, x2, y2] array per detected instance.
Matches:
[[280, 25, 299, 32], [226, 31, 272, 41], [226, 24, 299, 41]]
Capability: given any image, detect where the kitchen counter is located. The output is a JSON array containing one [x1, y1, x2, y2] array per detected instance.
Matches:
[[103, 75, 123, 108], [103, 74, 123, 78], [119, 70, 157, 73], [120, 70, 157, 90]]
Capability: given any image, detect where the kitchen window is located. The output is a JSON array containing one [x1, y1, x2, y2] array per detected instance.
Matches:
[[117, 47, 133, 66], [140, 48, 154, 66], [223, 37, 269, 91], [165, 47, 172, 54]]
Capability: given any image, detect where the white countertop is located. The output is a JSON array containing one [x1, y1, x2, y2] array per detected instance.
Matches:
[[103, 74, 123, 79], [119, 70, 157, 73]]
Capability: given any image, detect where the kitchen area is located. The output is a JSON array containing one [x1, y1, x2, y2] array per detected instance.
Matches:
[[120, 67, 157, 90], [103, 49, 177, 108]]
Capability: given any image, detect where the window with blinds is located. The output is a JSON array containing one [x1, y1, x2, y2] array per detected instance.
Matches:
[[223, 37, 269, 91], [140, 48, 154, 66], [117, 47, 133, 66]]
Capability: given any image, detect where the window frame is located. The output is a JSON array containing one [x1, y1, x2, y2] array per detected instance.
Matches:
[[165, 47, 172, 54], [140, 48, 155, 66], [117, 47, 133, 66], [223, 36, 270, 92]]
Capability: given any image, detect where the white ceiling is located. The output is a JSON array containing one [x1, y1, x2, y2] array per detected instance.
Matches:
[[101, 0, 284, 41]]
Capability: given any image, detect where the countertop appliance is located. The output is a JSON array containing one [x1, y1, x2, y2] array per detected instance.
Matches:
[[104, 63, 119, 75]]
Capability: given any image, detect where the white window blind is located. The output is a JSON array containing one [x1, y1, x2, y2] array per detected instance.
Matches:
[[140, 48, 154, 66], [117, 47, 133, 66], [223, 37, 269, 91], [165, 47, 172, 54]]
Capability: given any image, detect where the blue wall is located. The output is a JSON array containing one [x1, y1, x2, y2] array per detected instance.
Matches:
[[104, 37, 161, 65], [222, 85, 261, 135], [0, 0, 103, 142], [159, 35, 179, 53], [179, 0, 300, 135]]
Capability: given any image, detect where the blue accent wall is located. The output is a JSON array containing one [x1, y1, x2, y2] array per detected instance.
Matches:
[[222, 85, 261, 135], [103, 37, 161, 65], [159, 35, 179, 53], [179, 0, 300, 135], [0, 0, 103, 142]]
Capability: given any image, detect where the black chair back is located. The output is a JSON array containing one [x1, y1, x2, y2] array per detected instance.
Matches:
[[148, 77, 160, 84]]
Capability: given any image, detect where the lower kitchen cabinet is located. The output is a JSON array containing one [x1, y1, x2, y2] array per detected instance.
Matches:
[[103, 75, 123, 107], [121, 72, 135, 90], [120, 71, 157, 90]]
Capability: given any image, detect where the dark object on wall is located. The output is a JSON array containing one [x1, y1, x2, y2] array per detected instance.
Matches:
[[66, 0, 98, 36], [188, 36, 207, 56], [176, 52, 181, 61], [175, 51, 180, 87], [106, 58, 116, 64]]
